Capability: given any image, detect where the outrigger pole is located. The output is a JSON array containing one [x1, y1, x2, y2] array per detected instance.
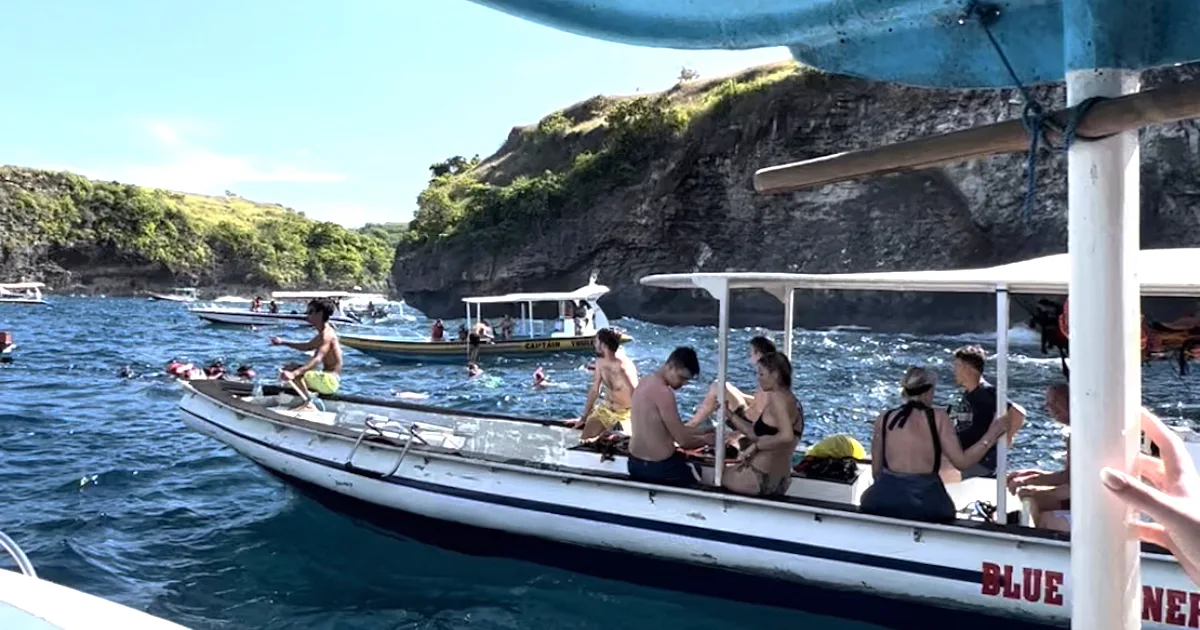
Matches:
[[753, 78, 1200, 194]]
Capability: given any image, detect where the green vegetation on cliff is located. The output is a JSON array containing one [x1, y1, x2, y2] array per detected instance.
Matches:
[[405, 62, 802, 249], [0, 167, 401, 289]]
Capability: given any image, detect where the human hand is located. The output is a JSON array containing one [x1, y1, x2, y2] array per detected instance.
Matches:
[[1102, 407, 1200, 585], [280, 369, 296, 382], [565, 418, 583, 429], [987, 413, 1011, 442], [1007, 470, 1041, 493]]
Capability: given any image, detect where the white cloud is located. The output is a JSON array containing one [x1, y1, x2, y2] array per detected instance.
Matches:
[[78, 120, 347, 194]]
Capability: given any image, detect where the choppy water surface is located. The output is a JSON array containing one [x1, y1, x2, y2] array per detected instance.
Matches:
[[3, 297, 1199, 629]]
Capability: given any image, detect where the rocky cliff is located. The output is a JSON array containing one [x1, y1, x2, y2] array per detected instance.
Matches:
[[392, 62, 1200, 333], [0, 167, 403, 296]]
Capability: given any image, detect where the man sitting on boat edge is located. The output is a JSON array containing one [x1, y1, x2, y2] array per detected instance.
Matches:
[[1008, 382, 1071, 530], [626, 347, 715, 487], [568, 328, 638, 439], [269, 297, 344, 411]]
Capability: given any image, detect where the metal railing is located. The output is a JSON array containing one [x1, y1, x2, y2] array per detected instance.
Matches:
[[0, 529, 36, 577]]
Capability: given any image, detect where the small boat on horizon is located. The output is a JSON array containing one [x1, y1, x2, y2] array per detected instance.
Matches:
[[0, 282, 49, 306], [340, 278, 627, 364], [147, 287, 199, 303], [189, 290, 359, 327]]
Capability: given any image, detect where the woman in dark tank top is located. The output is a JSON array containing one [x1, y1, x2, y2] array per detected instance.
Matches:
[[860, 367, 1011, 523]]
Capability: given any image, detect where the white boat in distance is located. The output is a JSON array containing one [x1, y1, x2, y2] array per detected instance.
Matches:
[[147, 287, 198, 302], [189, 291, 359, 327], [0, 282, 48, 305], [0, 529, 189, 629], [179, 248, 1200, 630]]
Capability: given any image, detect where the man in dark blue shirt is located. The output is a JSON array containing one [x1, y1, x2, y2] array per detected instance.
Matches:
[[949, 345, 1027, 479]]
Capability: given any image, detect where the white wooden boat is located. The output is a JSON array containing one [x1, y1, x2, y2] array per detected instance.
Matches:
[[189, 291, 359, 327], [340, 276, 627, 364], [179, 248, 1200, 629], [0, 529, 188, 628], [148, 287, 198, 302], [0, 282, 48, 306]]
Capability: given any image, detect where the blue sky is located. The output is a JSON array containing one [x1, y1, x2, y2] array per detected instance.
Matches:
[[0, 1, 788, 227]]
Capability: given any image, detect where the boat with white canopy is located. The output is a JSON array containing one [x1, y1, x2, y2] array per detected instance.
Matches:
[[0, 282, 48, 306], [340, 277, 628, 363], [178, 247, 1200, 629], [0, 529, 189, 628], [189, 290, 359, 327]]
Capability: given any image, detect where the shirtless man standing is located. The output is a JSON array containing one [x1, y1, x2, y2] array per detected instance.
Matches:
[[627, 347, 715, 487], [569, 328, 639, 438], [270, 297, 343, 411]]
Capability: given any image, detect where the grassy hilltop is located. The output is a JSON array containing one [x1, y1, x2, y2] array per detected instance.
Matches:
[[0, 166, 406, 293]]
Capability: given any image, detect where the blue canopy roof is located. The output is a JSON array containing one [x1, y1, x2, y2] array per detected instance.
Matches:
[[469, 0, 1200, 88]]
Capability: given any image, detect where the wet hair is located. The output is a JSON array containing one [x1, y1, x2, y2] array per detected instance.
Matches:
[[596, 328, 621, 353], [749, 336, 777, 356], [901, 366, 936, 398], [666, 346, 700, 377], [952, 344, 987, 374], [307, 298, 335, 323], [758, 352, 793, 389]]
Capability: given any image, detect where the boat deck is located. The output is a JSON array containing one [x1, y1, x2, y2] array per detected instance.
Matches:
[[194, 379, 1174, 554]]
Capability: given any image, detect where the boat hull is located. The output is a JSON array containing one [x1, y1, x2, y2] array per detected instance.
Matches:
[[190, 308, 356, 327], [176, 383, 1195, 629], [0, 569, 188, 629], [148, 293, 196, 303], [340, 333, 627, 363], [0, 298, 48, 306]]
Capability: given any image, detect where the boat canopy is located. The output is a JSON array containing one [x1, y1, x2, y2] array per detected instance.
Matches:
[[463, 283, 611, 305], [270, 290, 355, 299], [640, 248, 1200, 299], [0, 282, 45, 290]]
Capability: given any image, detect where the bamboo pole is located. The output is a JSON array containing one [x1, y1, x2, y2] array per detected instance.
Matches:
[[753, 79, 1200, 194]]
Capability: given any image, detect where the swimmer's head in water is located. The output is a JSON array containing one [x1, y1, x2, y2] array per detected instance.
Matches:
[[595, 328, 620, 357], [749, 336, 776, 364], [663, 346, 700, 389], [306, 298, 336, 325], [757, 352, 793, 391], [952, 345, 986, 386], [901, 366, 937, 400]]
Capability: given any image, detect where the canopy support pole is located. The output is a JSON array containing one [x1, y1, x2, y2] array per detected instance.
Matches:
[[994, 288, 1009, 519], [1066, 66, 1142, 629], [714, 282, 730, 487], [783, 288, 795, 361]]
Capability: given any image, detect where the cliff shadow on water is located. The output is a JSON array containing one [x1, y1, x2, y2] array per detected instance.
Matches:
[[393, 61, 1200, 334]]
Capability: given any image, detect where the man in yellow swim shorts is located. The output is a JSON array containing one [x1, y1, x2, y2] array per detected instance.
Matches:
[[568, 328, 638, 440], [270, 298, 343, 411]]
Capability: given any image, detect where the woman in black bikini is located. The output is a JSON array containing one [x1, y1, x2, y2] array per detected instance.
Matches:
[[720, 352, 803, 497]]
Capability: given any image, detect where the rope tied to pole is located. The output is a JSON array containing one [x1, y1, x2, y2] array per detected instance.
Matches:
[[961, 2, 1115, 225]]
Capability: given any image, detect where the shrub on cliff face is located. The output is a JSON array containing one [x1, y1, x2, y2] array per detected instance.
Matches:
[[0, 167, 395, 289], [407, 95, 690, 248]]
